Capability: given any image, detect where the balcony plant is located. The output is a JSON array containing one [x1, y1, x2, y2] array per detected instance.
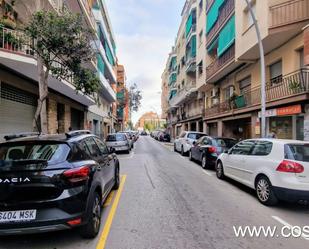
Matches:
[[288, 80, 301, 94]]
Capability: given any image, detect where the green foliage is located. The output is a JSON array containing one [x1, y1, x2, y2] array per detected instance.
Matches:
[[25, 10, 99, 97], [129, 83, 142, 112]]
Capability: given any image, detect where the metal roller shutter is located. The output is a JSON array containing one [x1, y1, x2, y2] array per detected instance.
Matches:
[[0, 83, 37, 140]]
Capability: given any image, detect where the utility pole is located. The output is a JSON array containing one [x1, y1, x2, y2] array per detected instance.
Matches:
[[244, 0, 266, 138]]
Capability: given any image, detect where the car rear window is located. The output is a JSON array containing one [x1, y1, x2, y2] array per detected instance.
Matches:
[[213, 139, 236, 148], [285, 144, 309, 162], [187, 133, 206, 140], [0, 142, 70, 163], [107, 134, 126, 141]]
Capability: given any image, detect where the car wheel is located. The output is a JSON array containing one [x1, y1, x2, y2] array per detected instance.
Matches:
[[201, 155, 208, 169], [189, 150, 193, 161], [216, 161, 225, 179], [113, 165, 120, 190], [255, 176, 278, 206], [174, 144, 177, 152], [80, 192, 101, 238]]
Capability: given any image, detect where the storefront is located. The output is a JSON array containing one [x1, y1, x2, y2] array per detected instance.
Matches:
[[259, 104, 305, 140]]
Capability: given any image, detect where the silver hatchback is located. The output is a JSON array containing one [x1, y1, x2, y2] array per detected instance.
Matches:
[[106, 133, 130, 153]]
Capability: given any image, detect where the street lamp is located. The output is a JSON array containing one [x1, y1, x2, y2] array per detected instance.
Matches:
[[244, 0, 266, 138]]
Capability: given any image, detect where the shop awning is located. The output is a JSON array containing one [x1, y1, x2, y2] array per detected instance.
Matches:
[[218, 15, 235, 57]]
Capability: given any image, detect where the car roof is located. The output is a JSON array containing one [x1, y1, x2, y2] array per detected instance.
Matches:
[[243, 138, 309, 144]]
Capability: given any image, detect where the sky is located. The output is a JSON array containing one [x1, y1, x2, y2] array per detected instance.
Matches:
[[105, 0, 184, 125]]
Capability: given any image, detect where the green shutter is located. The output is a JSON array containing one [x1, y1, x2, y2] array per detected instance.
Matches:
[[169, 73, 177, 86], [97, 54, 105, 74], [105, 43, 115, 66], [186, 13, 193, 37], [169, 89, 177, 100], [217, 15, 235, 57], [206, 0, 225, 34], [191, 35, 196, 57]]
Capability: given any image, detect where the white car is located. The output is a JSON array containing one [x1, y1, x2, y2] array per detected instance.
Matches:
[[174, 131, 207, 156], [106, 133, 131, 153], [216, 139, 309, 206]]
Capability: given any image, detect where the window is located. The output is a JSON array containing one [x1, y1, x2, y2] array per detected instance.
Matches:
[[187, 133, 206, 140], [224, 86, 234, 101], [285, 144, 309, 162], [244, 1, 256, 30], [239, 76, 251, 94], [94, 138, 109, 154], [251, 141, 273, 156], [198, 60, 203, 75], [199, 30, 203, 47], [269, 60, 282, 85], [84, 138, 101, 157], [231, 141, 255, 155], [299, 48, 304, 68], [199, 0, 203, 15]]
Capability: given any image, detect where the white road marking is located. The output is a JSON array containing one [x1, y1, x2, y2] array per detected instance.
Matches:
[[202, 170, 214, 176], [272, 215, 309, 241]]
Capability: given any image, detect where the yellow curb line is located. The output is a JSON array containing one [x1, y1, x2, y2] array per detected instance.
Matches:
[[96, 175, 127, 249]]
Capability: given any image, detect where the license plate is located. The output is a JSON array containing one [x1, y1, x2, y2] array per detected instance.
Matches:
[[0, 210, 37, 223]]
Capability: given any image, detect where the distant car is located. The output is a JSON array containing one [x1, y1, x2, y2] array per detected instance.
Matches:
[[141, 131, 148, 136], [0, 130, 120, 238], [106, 133, 130, 153], [216, 139, 309, 206], [117, 131, 134, 149], [174, 131, 207, 156], [189, 136, 237, 169], [159, 132, 171, 142]]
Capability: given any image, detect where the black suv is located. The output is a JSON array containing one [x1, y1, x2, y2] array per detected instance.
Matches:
[[0, 130, 120, 238]]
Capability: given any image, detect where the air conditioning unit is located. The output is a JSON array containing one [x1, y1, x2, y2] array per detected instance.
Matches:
[[211, 88, 219, 98]]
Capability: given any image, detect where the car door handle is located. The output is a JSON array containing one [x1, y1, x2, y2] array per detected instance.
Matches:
[[97, 166, 102, 171]]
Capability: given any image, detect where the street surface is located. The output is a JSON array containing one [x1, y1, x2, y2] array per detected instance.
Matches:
[[0, 136, 309, 249]]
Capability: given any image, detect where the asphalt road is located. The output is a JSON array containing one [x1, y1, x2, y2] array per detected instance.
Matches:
[[1, 136, 309, 249]]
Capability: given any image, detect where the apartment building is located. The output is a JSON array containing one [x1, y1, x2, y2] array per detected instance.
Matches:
[[163, 0, 309, 141], [165, 0, 206, 139], [0, 0, 118, 139], [116, 64, 130, 131]]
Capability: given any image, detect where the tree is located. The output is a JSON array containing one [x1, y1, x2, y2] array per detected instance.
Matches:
[[25, 10, 100, 133], [129, 83, 142, 113]]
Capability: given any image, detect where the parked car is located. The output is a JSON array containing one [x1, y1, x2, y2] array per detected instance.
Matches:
[[174, 131, 207, 156], [189, 136, 237, 169], [141, 131, 148, 136], [0, 130, 120, 238], [216, 139, 309, 206], [117, 131, 134, 149], [159, 132, 171, 142], [106, 133, 130, 153]]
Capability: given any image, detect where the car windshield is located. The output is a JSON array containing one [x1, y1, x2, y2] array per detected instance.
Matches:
[[0, 142, 70, 164], [285, 144, 309, 162], [107, 134, 126, 142], [187, 133, 206, 140]]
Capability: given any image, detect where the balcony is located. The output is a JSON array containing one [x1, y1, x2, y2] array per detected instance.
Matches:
[[206, 0, 215, 13], [0, 27, 94, 106], [186, 56, 196, 73], [98, 71, 116, 102], [206, 44, 237, 83], [269, 0, 309, 29], [206, 0, 234, 47], [204, 69, 309, 119], [186, 24, 196, 42], [169, 82, 198, 108]]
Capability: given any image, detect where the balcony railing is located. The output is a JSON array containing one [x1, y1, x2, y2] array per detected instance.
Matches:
[[269, 0, 309, 28], [205, 69, 309, 118], [186, 24, 196, 41], [0, 27, 34, 56], [206, 44, 235, 80], [206, 0, 234, 47], [206, 0, 215, 13]]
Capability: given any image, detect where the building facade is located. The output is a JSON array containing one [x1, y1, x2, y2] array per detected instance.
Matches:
[[0, 0, 119, 140], [162, 0, 309, 141], [116, 64, 130, 131]]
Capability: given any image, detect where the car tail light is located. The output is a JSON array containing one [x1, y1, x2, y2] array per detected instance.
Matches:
[[208, 146, 217, 153], [67, 218, 82, 226], [63, 166, 90, 183], [276, 160, 304, 173]]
